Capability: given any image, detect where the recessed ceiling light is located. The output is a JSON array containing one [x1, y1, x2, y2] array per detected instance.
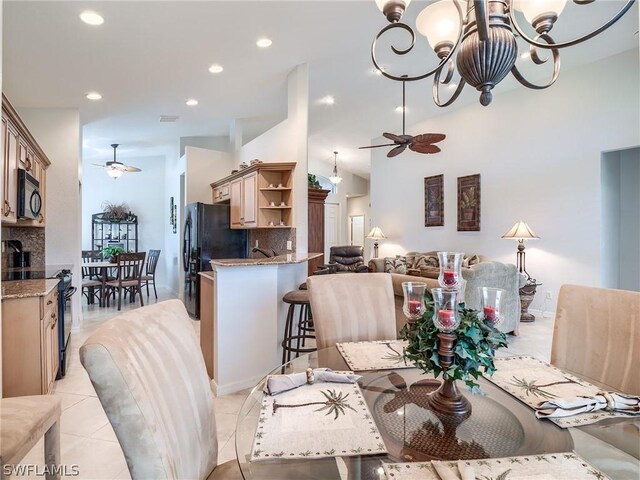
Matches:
[[85, 92, 102, 101], [79, 11, 104, 26], [256, 38, 273, 48], [320, 95, 335, 105], [395, 106, 406, 113], [186, 99, 198, 106], [208, 64, 224, 74]]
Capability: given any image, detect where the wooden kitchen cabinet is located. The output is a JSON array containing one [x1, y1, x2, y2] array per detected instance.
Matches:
[[211, 162, 295, 229], [1, 94, 50, 227], [2, 287, 59, 397]]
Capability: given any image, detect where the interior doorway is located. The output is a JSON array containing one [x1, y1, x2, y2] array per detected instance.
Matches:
[[324, 203, 340, 259], [350, 214, 365, 247], [600, 147, 640, 291]]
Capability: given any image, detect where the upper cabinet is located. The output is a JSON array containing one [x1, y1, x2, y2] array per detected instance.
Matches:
[[211, 162, 295, 229], [1, 94, 51, 227]]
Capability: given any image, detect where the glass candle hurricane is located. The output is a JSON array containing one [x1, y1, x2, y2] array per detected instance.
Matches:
[[480, 287, 506, 327], [437, 252, 464, 290], [402, 282, 427, 323], [431, 288, 461, 333]]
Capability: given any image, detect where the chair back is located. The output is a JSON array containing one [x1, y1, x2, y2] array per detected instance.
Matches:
[[146, 249, 161, 275], [82, 250, 102, 278], [80, 300, 218, 479], [329, 245, 365, 272], [552, 284, 640, 395], [307, 273, 397, 349], [117, 252, 146, 283]]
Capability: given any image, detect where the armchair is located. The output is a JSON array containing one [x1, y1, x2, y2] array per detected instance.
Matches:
[[327, 245, 369, 273]]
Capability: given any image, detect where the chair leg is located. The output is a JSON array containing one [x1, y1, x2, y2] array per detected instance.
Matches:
[[117, 287, 122, 311], [282, 304, 294, 367], [146, 281, 150, 297], [139, 286, 144, 307], [153, 280, 158, 300]]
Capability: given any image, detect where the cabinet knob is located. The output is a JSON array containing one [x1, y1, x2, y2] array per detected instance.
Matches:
[[38, 213, 44, 223], [3, 200, 13, 216], [46, 299, 53, 305]]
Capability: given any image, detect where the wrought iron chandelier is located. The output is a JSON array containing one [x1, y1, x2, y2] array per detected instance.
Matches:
[[371, 0, 635, 106]]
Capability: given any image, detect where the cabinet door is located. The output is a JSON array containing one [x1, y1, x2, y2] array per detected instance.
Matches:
[[50, 310, 59, 389], [229, 178, 243, 228], [42, 316, 52, 393], [220, 182, 230, 201], [242, 172, 258, 228], [212, 187, 221, 203], [3, 120, 18, 223]]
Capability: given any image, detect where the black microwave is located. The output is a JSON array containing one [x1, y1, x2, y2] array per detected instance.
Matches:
[[17, 169, 42, 220]]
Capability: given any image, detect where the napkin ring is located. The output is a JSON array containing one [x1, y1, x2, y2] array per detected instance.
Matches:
[[306, 368, 314, 385], [600, 391, 615, 411]]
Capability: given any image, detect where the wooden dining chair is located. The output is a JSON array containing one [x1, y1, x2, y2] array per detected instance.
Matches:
[[307, 273, 397, 349], [552, 284, 640, 395], [81, 250, 103, 306], [80, 300, 242, 480], [105, 252, 146, 311], [141, 249, 161, 299]]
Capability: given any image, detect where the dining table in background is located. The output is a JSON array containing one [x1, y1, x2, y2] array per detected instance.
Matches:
[[81, 260, 118, 306], [235, 347, 640, 480]]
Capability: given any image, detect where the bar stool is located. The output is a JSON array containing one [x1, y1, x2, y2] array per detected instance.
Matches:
[[281, 290, 316, 366]]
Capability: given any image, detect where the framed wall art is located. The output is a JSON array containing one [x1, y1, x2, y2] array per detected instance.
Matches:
[[424, 174, 444, 227], [457, 174, 481, 231]]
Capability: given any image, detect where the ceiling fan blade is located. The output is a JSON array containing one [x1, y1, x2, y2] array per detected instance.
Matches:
[[91, 163, 108, 169], [387, 145, 406, 158], [409, 143, 441, 154], [358, 143, 397, 150], [413, 133, 446, 144], [383, 132, 404, 142], [120, 165, 141, 172]]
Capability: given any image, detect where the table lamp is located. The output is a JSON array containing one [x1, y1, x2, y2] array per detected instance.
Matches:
[[367, 226, 386, 258], [501, 220, 539, 282]]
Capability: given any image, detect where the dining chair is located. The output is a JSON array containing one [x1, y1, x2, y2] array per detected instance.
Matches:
[[105, 252, 146, 311], [307, 272, 397, 349], [81, 250, 103, 306], [79, 300, 242, 480], [552, 284, 640, 395], [141, 249, 161, 299]]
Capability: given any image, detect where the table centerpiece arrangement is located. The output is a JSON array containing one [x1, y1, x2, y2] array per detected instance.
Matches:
[[400, 252, 508, 418]]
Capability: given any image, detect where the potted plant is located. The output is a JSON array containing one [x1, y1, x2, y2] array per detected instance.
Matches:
[[308, 174, 322, 189], [102, 201, 131, 222], [103, 246, 125, 263], [460, 187, 476, 221]]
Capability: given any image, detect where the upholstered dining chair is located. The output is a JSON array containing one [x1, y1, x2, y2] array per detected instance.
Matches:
[[80, 300, 242, 480], [552, 284, 640, 395], [81, 250, 103, 306], [142, 249, 161, 299], [307, 273, 397, 349], [105, 252, 146, 311]]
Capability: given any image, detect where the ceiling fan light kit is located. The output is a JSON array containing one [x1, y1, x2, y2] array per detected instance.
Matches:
[[371, 0, 635, 107], [92, 144, 142, 179]]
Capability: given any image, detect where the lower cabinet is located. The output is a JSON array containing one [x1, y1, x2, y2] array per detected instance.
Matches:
[[1, 287, 59, 397]]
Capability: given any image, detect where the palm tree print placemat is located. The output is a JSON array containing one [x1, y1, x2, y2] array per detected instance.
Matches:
[[250, 380, 387, 461], [486, 356, 628, 428], [336, 340, 414, 371], [383, 452, 610, 479]]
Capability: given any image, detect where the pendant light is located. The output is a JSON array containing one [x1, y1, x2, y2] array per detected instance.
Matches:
[[328, 151, 343, 185]]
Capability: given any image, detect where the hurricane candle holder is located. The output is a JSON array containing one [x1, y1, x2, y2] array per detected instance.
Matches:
[[480, 287, 506, 328], [402, 282, 427, 325], [428, 288, 472, 417], [437, 252, 464, 291]]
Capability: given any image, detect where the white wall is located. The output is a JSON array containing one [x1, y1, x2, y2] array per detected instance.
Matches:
[[184, 146, 234, 204], [18, 108, 82, 327], [618, 148, 640, 291], [347, 193, 372, 259], [370, 49, 640, 311], [81, 155, 168, 288], [601, 151, 621, 289]]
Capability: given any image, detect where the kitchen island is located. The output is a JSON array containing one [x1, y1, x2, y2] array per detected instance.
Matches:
[[199, 253, 322, 395]]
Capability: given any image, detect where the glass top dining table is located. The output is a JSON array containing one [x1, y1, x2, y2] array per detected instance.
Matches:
[[235, 347, 640, 480]]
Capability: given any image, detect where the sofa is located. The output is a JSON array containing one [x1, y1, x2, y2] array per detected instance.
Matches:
[[369, 251, 524, 335]]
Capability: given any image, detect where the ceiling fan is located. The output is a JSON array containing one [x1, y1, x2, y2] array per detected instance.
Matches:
[[92, 144, 141, 179], [359, 79, 445, 158]]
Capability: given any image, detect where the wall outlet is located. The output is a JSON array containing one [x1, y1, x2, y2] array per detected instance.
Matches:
[[286, 240, 292, 251], [546, 290, 553, 300], [255, 240, 259, 248]]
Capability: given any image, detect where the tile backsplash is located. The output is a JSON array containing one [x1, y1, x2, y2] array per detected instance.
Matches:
[[1, 226, 46, 268], [248, 228, 296, 258]]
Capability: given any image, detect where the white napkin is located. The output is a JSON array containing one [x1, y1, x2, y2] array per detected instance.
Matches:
[[263, 368, 361, 395], [535, 391, 640, 419], [432, 461, 476, 480]]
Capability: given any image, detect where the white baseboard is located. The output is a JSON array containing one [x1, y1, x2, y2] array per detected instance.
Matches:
[[211, 374, 265, 397]]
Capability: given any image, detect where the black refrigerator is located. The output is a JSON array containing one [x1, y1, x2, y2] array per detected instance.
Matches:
[[183, 202, 248, 318]]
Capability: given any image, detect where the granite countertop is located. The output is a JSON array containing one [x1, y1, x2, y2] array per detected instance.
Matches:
[[1, 279, 60, 300], [210, 253, 322, 267]]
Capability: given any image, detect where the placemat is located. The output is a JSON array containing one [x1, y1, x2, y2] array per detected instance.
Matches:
[[382, 452, 611, 479], [250, 379, 387, 461], [486, 356, 630, 428], [336, 340, 414, 371]]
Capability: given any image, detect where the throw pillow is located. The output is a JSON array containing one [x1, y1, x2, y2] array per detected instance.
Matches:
[[384, 256, 407, 274], [413, 254, 439, 271], [462, 255, 480, 268], [418, 266, 440, 279]]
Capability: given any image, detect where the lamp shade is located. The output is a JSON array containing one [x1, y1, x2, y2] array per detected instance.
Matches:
[[416, 0, 461, 51], [513, 0, 567, 24], [367, 226, 386, 239], [501, 221, 539, 240]]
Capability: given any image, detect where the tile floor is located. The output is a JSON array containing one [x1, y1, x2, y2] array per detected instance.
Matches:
[[14, 294, 555, 480]]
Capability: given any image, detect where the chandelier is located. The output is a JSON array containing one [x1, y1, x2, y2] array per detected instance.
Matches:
[[329, 151, 343, 185], [371, 0, 635, 106]]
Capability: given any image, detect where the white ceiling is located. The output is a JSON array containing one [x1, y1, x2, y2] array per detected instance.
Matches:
[[3, 1, 638, 177]]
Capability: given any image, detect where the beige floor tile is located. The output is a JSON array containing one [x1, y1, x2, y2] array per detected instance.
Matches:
[[54, 392, 88, 411], [91, 422, 119, 443], [60, 396, 109, 437], [215, 412, 240, 446], [213, 391, 250, 415], [61, 437, 127, 479], [218, 434, 237, 465], [113, 467, 132, 480], [54, 369, 97, 397]]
